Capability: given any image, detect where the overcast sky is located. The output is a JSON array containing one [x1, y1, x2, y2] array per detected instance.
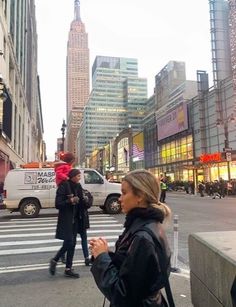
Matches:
[[35, 0, 212, 161]]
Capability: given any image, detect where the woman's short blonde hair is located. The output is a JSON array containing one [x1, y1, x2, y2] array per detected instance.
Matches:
[[123, 169, 171, 218]]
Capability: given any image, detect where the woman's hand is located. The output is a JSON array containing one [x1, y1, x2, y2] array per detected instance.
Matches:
[[89, 237, 109, 258]]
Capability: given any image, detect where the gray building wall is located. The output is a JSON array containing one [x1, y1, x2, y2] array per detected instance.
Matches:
[[0, 0, 43, 178]]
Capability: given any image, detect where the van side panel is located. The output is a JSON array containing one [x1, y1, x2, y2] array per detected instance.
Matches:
[[3, 168, 121, 214], [4, 169, 56, 209]]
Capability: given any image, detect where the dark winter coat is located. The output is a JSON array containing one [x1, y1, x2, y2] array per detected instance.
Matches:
[[91, 207, 171, 307], [55, 180, 89, 240]]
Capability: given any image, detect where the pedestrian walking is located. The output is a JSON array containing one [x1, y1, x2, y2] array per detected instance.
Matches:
[[54, 152, 75, 264], [160, 177, 168, 203], [184, 181, 189, 194], [219, 177, 226, 198], [212, 180, 221, 199], [49, 168, 91, 278], [198, 181, 205, 197], [89, 169, 174, 307], [189, 181, 195, 194]]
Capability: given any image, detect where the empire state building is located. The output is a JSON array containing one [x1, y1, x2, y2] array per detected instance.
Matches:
[[66, 0, 89, 156]]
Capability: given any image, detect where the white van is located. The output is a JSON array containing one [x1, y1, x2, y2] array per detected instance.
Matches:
[[3, 168, 122, 218]]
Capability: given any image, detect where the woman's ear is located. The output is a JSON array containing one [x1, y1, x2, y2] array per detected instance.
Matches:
[[137, 193, 146, 207]]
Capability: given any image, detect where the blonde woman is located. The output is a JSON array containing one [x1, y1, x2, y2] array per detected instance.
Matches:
[[90, 169, 174, 307]]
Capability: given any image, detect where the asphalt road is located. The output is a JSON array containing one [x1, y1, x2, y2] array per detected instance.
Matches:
[[0, 193, 235, 307]]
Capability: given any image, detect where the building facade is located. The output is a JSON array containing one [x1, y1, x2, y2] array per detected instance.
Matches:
[[143, 0, 236, 185], [0, 0, 44, 183], [77, 56, 147, 166], [66, 0, 89, 157], [143, 61, 198, 179]]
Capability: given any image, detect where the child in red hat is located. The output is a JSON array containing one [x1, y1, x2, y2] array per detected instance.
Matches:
[[54, 152, 75, 186]]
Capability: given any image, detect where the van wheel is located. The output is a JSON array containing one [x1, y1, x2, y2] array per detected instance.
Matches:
[[20, 199, 40, 218], [105, 196, 121, 214]]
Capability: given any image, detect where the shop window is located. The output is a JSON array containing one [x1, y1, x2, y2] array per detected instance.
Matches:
[[181, 138, 186, 145], [218, 163, 229, 181], [187, 150, 193, 159], [230, 162, 236, 179]]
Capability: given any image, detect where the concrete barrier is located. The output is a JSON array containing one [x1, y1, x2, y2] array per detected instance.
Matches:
[[188, 231, 236, 307]]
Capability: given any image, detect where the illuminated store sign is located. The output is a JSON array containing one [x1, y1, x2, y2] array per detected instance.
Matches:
[[200, 152, 221, 163], [156, 102, 188, 141]]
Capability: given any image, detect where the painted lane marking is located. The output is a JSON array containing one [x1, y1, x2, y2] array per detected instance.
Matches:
[[0, 242, 116, 256], [0, 224, 123, 232], [0, 220, 118, 228], [8, 214, 112, 221], [0, 259, 85, 274], [0, 216, 116, 224], [0, 235, 119, 247], [0, 229, 124, 239]]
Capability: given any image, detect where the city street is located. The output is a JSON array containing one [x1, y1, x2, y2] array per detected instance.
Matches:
[[0, 193, 235, 306]]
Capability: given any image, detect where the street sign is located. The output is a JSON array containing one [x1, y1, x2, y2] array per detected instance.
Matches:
[[223, 147, 232, 152], [226, 152, 232, 161]]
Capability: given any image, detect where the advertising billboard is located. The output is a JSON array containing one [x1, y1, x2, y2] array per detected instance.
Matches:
[[156, 102, 188, 141], [132, 132, 144, 161]]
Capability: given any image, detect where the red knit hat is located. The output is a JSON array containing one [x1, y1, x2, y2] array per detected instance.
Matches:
[[60, 152, 75, 163]]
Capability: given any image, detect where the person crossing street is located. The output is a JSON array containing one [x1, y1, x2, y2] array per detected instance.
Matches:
[[49, 168, 90, 278]]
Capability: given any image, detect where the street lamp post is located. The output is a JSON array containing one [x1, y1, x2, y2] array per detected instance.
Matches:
[[61, 119, 67, 152], [223, 122, 231, 181], [216, 113, 235, 181]]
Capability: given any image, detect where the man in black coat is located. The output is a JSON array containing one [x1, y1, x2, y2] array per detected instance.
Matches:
[[49, 168, 90, 278]]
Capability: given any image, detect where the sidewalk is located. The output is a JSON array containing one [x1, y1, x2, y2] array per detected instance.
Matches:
[[0, 269, 192, 307], [169, 270, 192, 306]]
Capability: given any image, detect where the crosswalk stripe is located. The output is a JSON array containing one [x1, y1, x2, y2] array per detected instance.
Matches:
[[8, 214, 112, 221], [0, 224, 123, 232], [0, 220, 118, 228], [0, 259, 87, 274], [0, 216, 115, 224], [0, 242, 116, 256], [0, 235, 119, 247], [0, 229, 124, 239], [0, 213, 123, 274]]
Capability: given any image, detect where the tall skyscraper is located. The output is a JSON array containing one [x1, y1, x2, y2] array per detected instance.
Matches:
[[229, 0, 236, 100], [66, 0, 89, 156], [77, 56, 147, 166], [209, 0, 232, 86]]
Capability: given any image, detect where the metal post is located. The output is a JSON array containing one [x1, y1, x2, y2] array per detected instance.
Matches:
[[193, 169, 198, 196], [171, 214, 181, 273], [61, 119, 66, 152], [224, 133, 231, 181]]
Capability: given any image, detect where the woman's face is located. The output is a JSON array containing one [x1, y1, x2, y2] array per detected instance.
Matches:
[[71, 173, 81, 183], [119, 180, 142, 214]]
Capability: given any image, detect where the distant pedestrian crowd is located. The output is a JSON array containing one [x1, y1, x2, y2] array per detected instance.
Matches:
[[167, 178, 236, 198], [197, 178, 236, 198]]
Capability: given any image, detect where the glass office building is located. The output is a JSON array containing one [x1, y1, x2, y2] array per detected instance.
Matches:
[[77, 56, 147, 166]]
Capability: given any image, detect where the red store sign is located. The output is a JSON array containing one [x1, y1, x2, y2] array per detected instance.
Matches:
[[200, 152, 222, 163]]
